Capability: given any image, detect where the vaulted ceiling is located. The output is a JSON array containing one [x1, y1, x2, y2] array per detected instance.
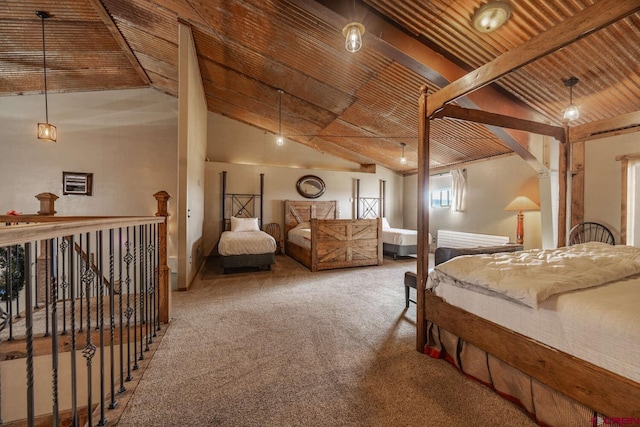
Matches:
[[1, 0, 639, 174]]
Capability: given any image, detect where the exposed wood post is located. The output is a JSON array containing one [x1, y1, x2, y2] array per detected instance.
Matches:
[[35, 193, 57, 304], [154, 191, 171, 323], [558, 134, 569, 247], [417, 86, 430, 352], [620, 158, 628, 244], [35, 192, 58, 215], [570, 141, 585, 228]]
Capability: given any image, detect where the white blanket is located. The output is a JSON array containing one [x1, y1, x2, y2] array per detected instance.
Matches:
[[382, 228, 418, 246], [218, 231, 276, 256], [428, 242, 640, 308]]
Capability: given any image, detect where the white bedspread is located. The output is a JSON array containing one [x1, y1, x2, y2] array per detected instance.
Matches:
[[428, 242, 640, 308], [218, 231, 276, 256], [382, 228, 418, 246], [288, 227, 311, 249]]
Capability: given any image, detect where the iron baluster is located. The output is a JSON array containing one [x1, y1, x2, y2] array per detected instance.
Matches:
[[118, 227, 126, 393], [25, 242, 35, 426], [145, 224, 151, 351], [60, 238, 68, 335], [79, 234, 84, 333], [82, 232, 96, 427], [108, 228, 117, 410], [138, 225, 145, 360], [69, 236, 79, 427], [124, 228, 134, 379], [6, 244, 13, 341], [44, 240, 51, 336], [50, 238, 59, 426], [132, 227, 138, 370], [97, 231, 107, 426]]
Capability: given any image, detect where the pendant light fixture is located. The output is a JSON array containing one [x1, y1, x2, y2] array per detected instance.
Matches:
[[276, 89, 284, 146], [563, 76, 580, 122], [400, 143, 407, 165], [36, 11, 57, 142], [342, 0, 365, 53]]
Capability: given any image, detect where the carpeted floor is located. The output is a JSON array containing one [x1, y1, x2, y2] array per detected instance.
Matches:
[[117, 255, 536, 426]]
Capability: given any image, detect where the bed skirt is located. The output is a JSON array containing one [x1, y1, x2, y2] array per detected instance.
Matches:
[[383, 243, 417, 258], [425, 322, 599, 427], [220, 253, 275, 273]]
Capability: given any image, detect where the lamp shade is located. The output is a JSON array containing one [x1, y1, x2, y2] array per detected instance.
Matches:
[[342, 22, 365, 52], [504, 196, 539, 211]]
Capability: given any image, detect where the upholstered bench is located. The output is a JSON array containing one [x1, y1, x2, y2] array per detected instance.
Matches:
[[404, 244, 523, 307]]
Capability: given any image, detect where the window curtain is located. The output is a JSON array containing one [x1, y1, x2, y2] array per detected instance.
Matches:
[[451, 168, 466, 212]]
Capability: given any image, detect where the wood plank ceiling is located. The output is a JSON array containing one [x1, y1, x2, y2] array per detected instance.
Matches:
[[1, 0, 638, 173]]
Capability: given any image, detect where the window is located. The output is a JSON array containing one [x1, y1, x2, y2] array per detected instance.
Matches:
[[431, 189, 451, 208], [430, 173, 453, 208]]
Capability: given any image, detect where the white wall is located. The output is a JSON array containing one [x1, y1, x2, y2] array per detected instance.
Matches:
[[177, 23, 207, 289], [202, 162, 403, 256], [0, 88, 179, 257], [584, 132, 640, 243], [403, 154, 542, 249]]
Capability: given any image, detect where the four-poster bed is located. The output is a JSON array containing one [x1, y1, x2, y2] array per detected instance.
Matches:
[[219, 171, 276, 273], [415, 1, 640, 422], [283, 200, 383, 272]]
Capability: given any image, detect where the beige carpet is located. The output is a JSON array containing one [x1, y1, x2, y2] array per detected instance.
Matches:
[[117, 255, 536, 426]]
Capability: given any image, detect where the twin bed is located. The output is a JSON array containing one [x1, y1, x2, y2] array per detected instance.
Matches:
[[424, 242, 640, 422], [218, 172, 276, 273], [284, 200, 383, 272]]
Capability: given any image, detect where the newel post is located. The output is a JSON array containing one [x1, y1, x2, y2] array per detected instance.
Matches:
[[35, 192, 58, 215], [154, 191, 171, 323]]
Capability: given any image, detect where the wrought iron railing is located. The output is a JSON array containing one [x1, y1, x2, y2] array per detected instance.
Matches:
[[0, 191, 171, 426]]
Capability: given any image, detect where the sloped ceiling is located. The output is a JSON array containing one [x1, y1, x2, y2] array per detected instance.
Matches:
[[1, 0, 638, 173]]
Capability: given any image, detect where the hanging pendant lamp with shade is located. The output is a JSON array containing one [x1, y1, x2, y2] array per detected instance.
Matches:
[[36, 10, 57, 142], [400, 143, 407, 165]]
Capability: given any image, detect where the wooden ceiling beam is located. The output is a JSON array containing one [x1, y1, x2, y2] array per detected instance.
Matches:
[[87, 0, 151, 85], [435, 105, 565, 142], [427, 0, 640, 117], [569, 111, 640, 142]]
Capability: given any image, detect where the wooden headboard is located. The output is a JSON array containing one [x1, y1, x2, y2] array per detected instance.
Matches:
[[283, 200, 337, 236]]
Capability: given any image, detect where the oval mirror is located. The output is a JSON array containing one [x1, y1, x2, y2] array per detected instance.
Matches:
[[296, 175, 326, 199]]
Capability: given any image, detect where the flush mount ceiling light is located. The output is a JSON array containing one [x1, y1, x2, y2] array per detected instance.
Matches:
[[276, 89, 284, 146], [400, 143, 407, 165], [563, 76, 580, 122], [343, 0, 365, 52], [472, 1, 512, 33], [36, 10, 57, 142]]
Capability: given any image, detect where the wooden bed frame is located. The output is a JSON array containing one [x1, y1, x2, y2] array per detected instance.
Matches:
[[354, 179, 417, 258], [283, 200, 383, 272], [220, 171, 275, 272], [415, 2, 640, 419]]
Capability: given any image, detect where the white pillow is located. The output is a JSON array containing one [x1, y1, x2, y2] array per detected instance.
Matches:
[[231, 217, 260, 232], [294, 222, 310, 229], [381, 217, 391, 229]]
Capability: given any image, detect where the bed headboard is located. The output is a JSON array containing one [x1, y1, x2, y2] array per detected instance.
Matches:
[[222, 171, 265, 231], [283, 200, 337, 236], [354, 178, 385, 219]]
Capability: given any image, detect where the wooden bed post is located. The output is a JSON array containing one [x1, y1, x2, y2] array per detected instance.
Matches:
[[260, 173, 265, 228], [356, 179, 361, 219], [380, 180, 386, 218], [417, 86, 430, 352], [222, 171, 227, 234]]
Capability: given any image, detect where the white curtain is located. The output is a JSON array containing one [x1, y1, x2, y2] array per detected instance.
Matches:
[[451, 168, 466, 212]]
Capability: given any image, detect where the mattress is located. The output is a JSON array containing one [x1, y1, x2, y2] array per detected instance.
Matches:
[[427, 245, 640, 383], [218, 230, 276, 256], [288, 226, 311, 249]]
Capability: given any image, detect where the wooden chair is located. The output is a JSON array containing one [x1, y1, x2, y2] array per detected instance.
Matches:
[[568, 222, 615, 246], [264, 223, 283, 254]]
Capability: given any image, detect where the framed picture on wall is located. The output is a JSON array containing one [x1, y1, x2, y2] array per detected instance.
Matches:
[[63, 172, 93, 196]]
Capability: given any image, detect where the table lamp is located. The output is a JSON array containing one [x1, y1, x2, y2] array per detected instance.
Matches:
[[504, 196, 540, 244]]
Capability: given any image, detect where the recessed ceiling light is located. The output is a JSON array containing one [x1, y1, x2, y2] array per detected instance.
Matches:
[[472, 1, 512, 33]]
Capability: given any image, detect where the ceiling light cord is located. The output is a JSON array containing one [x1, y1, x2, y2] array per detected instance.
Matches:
[[276, 89, 284, 146], [40, 13, 49, 124]]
